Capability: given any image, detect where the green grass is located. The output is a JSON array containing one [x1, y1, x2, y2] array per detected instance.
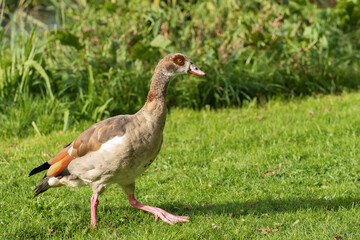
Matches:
[[1, 92, 360, 239]]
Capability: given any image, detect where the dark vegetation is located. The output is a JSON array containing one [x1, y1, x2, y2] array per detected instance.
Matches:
[[0, 0, 359, 136]]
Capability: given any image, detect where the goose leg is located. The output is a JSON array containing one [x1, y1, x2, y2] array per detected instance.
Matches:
[[128, 194, 189, 224], [91, 194, 99, 228]]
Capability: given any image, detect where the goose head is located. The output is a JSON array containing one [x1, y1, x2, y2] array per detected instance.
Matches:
[[156, 53, 206, 77]]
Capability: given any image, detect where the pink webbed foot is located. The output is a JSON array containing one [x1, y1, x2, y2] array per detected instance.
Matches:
[[91, 194, 99, 228], [128, 194, 189, 224]]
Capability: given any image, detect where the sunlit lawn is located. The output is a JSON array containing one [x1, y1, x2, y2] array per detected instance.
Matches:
[[1, 92, 360, 239]]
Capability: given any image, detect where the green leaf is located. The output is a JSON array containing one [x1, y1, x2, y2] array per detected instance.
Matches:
[[150, 35, 171, 50], [25, 60, 54, 101], [63, 110, 69, 133], [50, 31, 83, 50], [320, 36, 328, 48], [25, 26, 37, 61]]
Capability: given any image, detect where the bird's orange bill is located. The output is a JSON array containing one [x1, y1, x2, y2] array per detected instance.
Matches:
[[188, 63, 206, 76]]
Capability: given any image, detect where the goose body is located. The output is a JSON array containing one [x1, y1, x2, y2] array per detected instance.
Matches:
[[60, 105, 165, 190], [29, 53, 206, 227]]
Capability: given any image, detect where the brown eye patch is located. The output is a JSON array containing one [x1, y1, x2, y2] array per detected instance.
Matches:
[[173, 55, 185, 66]]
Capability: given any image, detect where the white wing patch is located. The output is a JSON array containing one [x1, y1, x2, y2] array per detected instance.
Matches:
[[67, 146, 73, 156], [100, 136, 125, 151], [48, 177, 61, 187]]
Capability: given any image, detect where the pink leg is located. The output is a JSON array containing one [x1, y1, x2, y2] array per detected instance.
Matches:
[[128, 194, 189, 224], [91, 194, 99, 228]]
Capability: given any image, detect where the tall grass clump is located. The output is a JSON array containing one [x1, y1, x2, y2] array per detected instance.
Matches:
[[0, 0, 359, 136]]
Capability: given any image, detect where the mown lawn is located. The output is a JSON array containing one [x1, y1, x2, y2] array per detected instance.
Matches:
[[1, 92, 360, 239]]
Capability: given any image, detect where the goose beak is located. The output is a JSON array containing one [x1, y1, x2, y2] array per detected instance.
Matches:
[[188, 63, 206, 76]]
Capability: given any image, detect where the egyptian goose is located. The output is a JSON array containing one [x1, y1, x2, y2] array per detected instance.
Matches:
[[29, 53, 206, 228]]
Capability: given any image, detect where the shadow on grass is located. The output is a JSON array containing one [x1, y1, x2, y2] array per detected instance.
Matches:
[[83, 195, 360, 225], [151, 196, 359, 218], [9, 196, 357, 238], [18, 194, 358, 234]]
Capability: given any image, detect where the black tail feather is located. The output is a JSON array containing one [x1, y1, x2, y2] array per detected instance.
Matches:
[[29, 162, 51, 176], [34, 178, 50, 197]]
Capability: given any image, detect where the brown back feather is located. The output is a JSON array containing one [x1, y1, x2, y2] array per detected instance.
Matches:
[[34, 115, 131, 179], [70, 116, 129, 158]]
